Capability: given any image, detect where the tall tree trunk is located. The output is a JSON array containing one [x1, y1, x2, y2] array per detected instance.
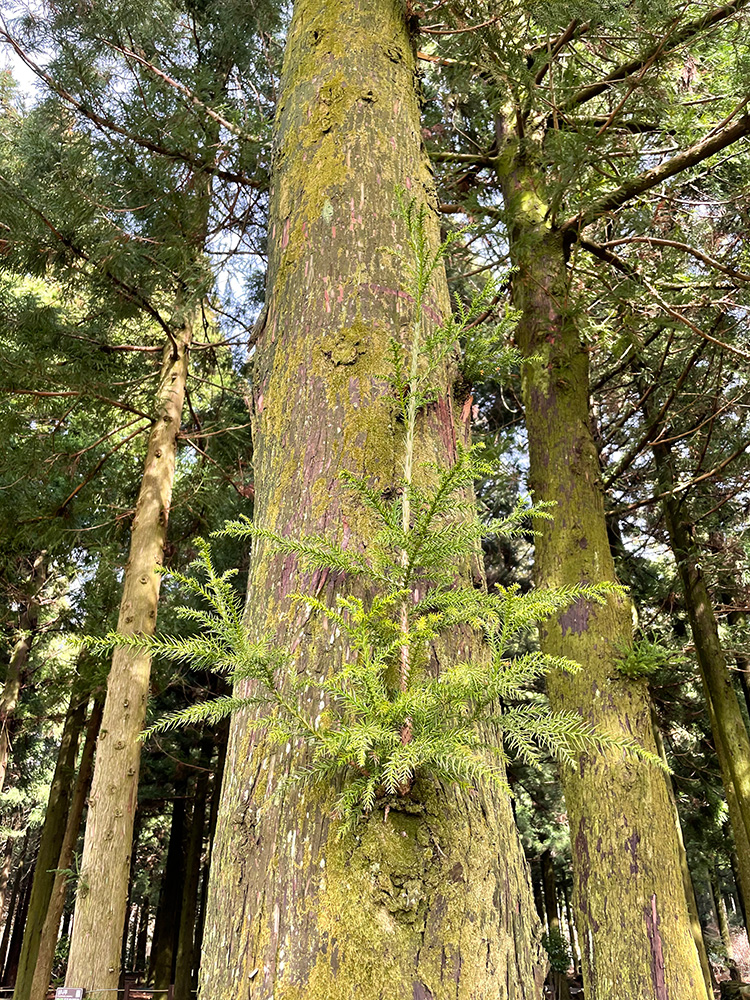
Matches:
[[3, 863, 33, 987], [731, 851, 748, 930], [654, 720, 715, 996], [65, 322, 192, 993], [562, 885, 579, 976], [192, 725, 227, 975], [649, 433, 750, 908], [174, 768, 209, 1000], [498, 162, 708, 998], [127, 901, 139, 972], [13, 691, 87, 1000], [532, 863, 546, 928], [199, 2, 546, 997], [135, 898, 149, 975], [122, 810, 143, 973], [0, 554, 46, 793], [30, 697, 103, 1000], [712, 873, 734, 961], [0, 839, 14, 925], [151, 776, 187, 990], [706, 684, 750, 931], [0, 836, 28, 975], [541, 851, 571, 1000]]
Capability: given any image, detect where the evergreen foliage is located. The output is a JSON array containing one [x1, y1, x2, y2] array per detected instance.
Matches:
[[98, 198, 658, 831]]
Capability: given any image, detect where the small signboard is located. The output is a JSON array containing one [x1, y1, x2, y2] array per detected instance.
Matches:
[[55, 989, 85, 1000]]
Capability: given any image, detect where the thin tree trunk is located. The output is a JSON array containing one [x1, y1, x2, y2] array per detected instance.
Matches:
[[532, 863, 546, 928], [705, 683, 750, 933], [712, 873, 734, 961], [122, 901, 134, 972], [731, 851, 748, 930], [541, 850, 571, 1000], [152, 777, 187, 990], [30, 697, 103, 1000], [562, 884, 580, 976], [127, 902, 140, 973], [0, 836, 27, 976], [654, 721, 715, 997], [174, 768, 209, 1000], [0, 839, 14, 925], [65, 321, 193, 993], [0, 554, 46, 793], [648, 432, 750, 914], [3, 863, 33, 987], [13, 691, 88, 1000], [122, 810, 143, 973], [192, 721, 227, 976], [135, 898, 149, 975], [199, 1, 546, 996], [499, 160, 708, 998]]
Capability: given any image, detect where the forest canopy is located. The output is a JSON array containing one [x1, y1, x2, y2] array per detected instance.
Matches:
[[0, 0, 748, 998]]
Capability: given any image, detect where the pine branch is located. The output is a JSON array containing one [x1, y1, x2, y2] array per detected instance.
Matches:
[[562, 112, 750, 234], [561, 0, 750, 112]]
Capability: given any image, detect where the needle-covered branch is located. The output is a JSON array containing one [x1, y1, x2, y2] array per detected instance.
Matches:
[[561, 0, 749, 111], [562, 113, 750, 233]]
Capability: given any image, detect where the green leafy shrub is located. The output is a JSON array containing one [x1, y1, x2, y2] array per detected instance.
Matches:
[[617, 638, 681, 680], [94, 195, 659, 831], [542, 928, 571, 973]]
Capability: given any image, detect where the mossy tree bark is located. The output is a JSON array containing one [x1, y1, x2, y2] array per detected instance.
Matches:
[[497, 159, 709, 998], [199, 2, 546, 998], [13, 689, 87, 1000], [65, 322, 192, 993], [648, 434, 750, 913], [0, 553, 46, 793], [31, 697, 103, 1000]]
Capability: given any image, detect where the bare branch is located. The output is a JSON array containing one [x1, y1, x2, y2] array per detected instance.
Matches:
[[98, 38, 263, 145], [534, 20, 583, 86], [602, 235, 750, 282], [579, 237, 750, 361]]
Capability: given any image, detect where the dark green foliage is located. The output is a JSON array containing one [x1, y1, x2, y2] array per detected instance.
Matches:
[[542, 928, 571, 973]]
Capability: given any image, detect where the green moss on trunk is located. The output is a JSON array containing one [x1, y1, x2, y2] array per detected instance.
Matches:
[[651, 433, 750, 917], [499, 159, 709, 999], [198, 2, 545, 997]]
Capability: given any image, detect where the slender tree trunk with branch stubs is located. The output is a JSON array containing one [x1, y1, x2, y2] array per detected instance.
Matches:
[[647, 427, 750, 929], [65, 321, 193, 993]]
